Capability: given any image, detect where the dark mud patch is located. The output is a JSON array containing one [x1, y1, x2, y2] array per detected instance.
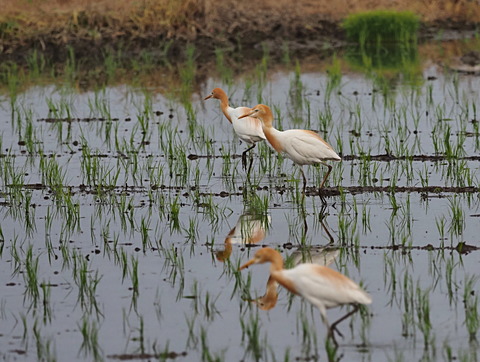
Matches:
[[38, 117, 120, 123], [187, 153, 480, 162], [247, 241, 479, 254], [108, 351, 187, 360], [3, 183, 478, 199], [296, 185, 479, 197], [342, 154, 480, 162]]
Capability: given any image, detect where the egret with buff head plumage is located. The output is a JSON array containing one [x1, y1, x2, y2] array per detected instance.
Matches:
[[239, 104, 341, 200], [240, 247, 372, 346], [204, 88, 266, 174]]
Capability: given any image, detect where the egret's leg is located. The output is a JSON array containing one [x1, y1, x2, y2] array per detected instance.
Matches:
[[319, 162, 333, 189], [247, 151, 254, 176], [329, 304, 360, 341], [242, 144, 256, 172], [319, 311, 339, 347], [299, 167, 307, 194]]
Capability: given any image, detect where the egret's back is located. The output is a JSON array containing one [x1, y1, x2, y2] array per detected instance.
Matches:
[[229, 106, 266, 144], [277, 129, 341, 165], [279, 264, 371, 309]]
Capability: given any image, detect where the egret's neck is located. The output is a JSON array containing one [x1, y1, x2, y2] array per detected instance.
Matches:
[[217, 93, 232, 123], [268, 255, 299, 295], [263, 125, 284, 153], [268, 252, 284, 273]]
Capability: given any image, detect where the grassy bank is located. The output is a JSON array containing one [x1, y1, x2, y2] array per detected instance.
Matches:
[[0, 0, 479, 61]]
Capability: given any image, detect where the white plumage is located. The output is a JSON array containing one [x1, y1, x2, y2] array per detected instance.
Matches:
[[239, 104, 341, 197], [205, 88, 266, 173], [240, 247, 371, 345]]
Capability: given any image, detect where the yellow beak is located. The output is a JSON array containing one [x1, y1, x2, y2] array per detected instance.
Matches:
[[238, 109, 254, 119], [239, 258, 256, 270]]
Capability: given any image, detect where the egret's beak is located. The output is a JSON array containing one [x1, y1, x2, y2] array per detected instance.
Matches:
[[238, 109, 255, 119], [204, 94, 213, 100], [240, 258, 256, 270]]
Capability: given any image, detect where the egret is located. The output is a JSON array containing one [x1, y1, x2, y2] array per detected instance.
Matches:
[[204, 88, 266, 174], [240, 247, 372, 345], [239, 104, 340, 199]]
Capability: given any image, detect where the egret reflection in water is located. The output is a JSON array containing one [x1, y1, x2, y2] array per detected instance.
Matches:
[[245, 246, 339, 311], [216, 213, 271, 262]]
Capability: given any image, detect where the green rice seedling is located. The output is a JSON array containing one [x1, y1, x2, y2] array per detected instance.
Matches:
[[325, 54, 342, 96], [78, 316, 102, 361], [231, 261, 253, 300], [178, 44, 196, 103], [318, 105, 333, 133], [200, 325, 225, 362], [102, 48, 120, 84], [21, 313, 29, 348], [288, 60, 305, 124], [463, 275, 479, 340], [343, 11, 419, 46], [139, 216, 152, 252], [442, 340, 454, 361], [202, 290, 220, 321], [169, 196, 181, 233], [358, 302, 372, 346], [189, 280, 200, 315], [444, 257, 459, 305], [361, 205, 371, 234], [64, 45, 77, 84], [33, 319, 56, 362], [0, 229, 4, 256], [253, 45, 270, 103], [119, 249, 128, 282], [73, 254, 103, 316], [448, 196, 465, 240], [130, 255, 139, 310], [325, 336, 339, 361], [88, 89, 112, 120], [3, 62, 20, 122], [401, 272, 415, 338], [281, 42, 291, 65], [435, 215, 447, 246], [185, 314, 198, 348], [163, 246, 185, 286], [23, 245, 40, 307], [26, 49, 46, 80], [40, 282, 52, 324], [337, 209, 360, 247], [240, 310, 265, 361], [416, 283, 433, 348], [185, 217, 199, 244], [215, 48, 233, 87], [418, 163, 430, 188], [297, 309, 318, 357], [132, 315, 146, 355]]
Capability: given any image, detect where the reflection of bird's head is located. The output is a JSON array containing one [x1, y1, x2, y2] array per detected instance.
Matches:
[[215, 248, 231, 262]]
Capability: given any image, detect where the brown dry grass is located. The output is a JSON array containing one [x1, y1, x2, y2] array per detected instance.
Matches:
[[0, 0, 479, 54]]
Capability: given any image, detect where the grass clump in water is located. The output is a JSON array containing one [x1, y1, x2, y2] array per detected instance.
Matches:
[[343, 10, 419, 46]]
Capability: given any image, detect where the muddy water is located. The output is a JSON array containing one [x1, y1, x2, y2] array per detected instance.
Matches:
[[0, 38, 479, 361]]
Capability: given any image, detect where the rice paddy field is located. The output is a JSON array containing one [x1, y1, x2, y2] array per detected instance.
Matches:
[[1, 32, 480, 361]]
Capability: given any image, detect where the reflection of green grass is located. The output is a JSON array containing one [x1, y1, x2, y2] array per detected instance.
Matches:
[[345, 43, 423, 89], [343, 10, 419, 46], [346, 44, 418, 71]]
